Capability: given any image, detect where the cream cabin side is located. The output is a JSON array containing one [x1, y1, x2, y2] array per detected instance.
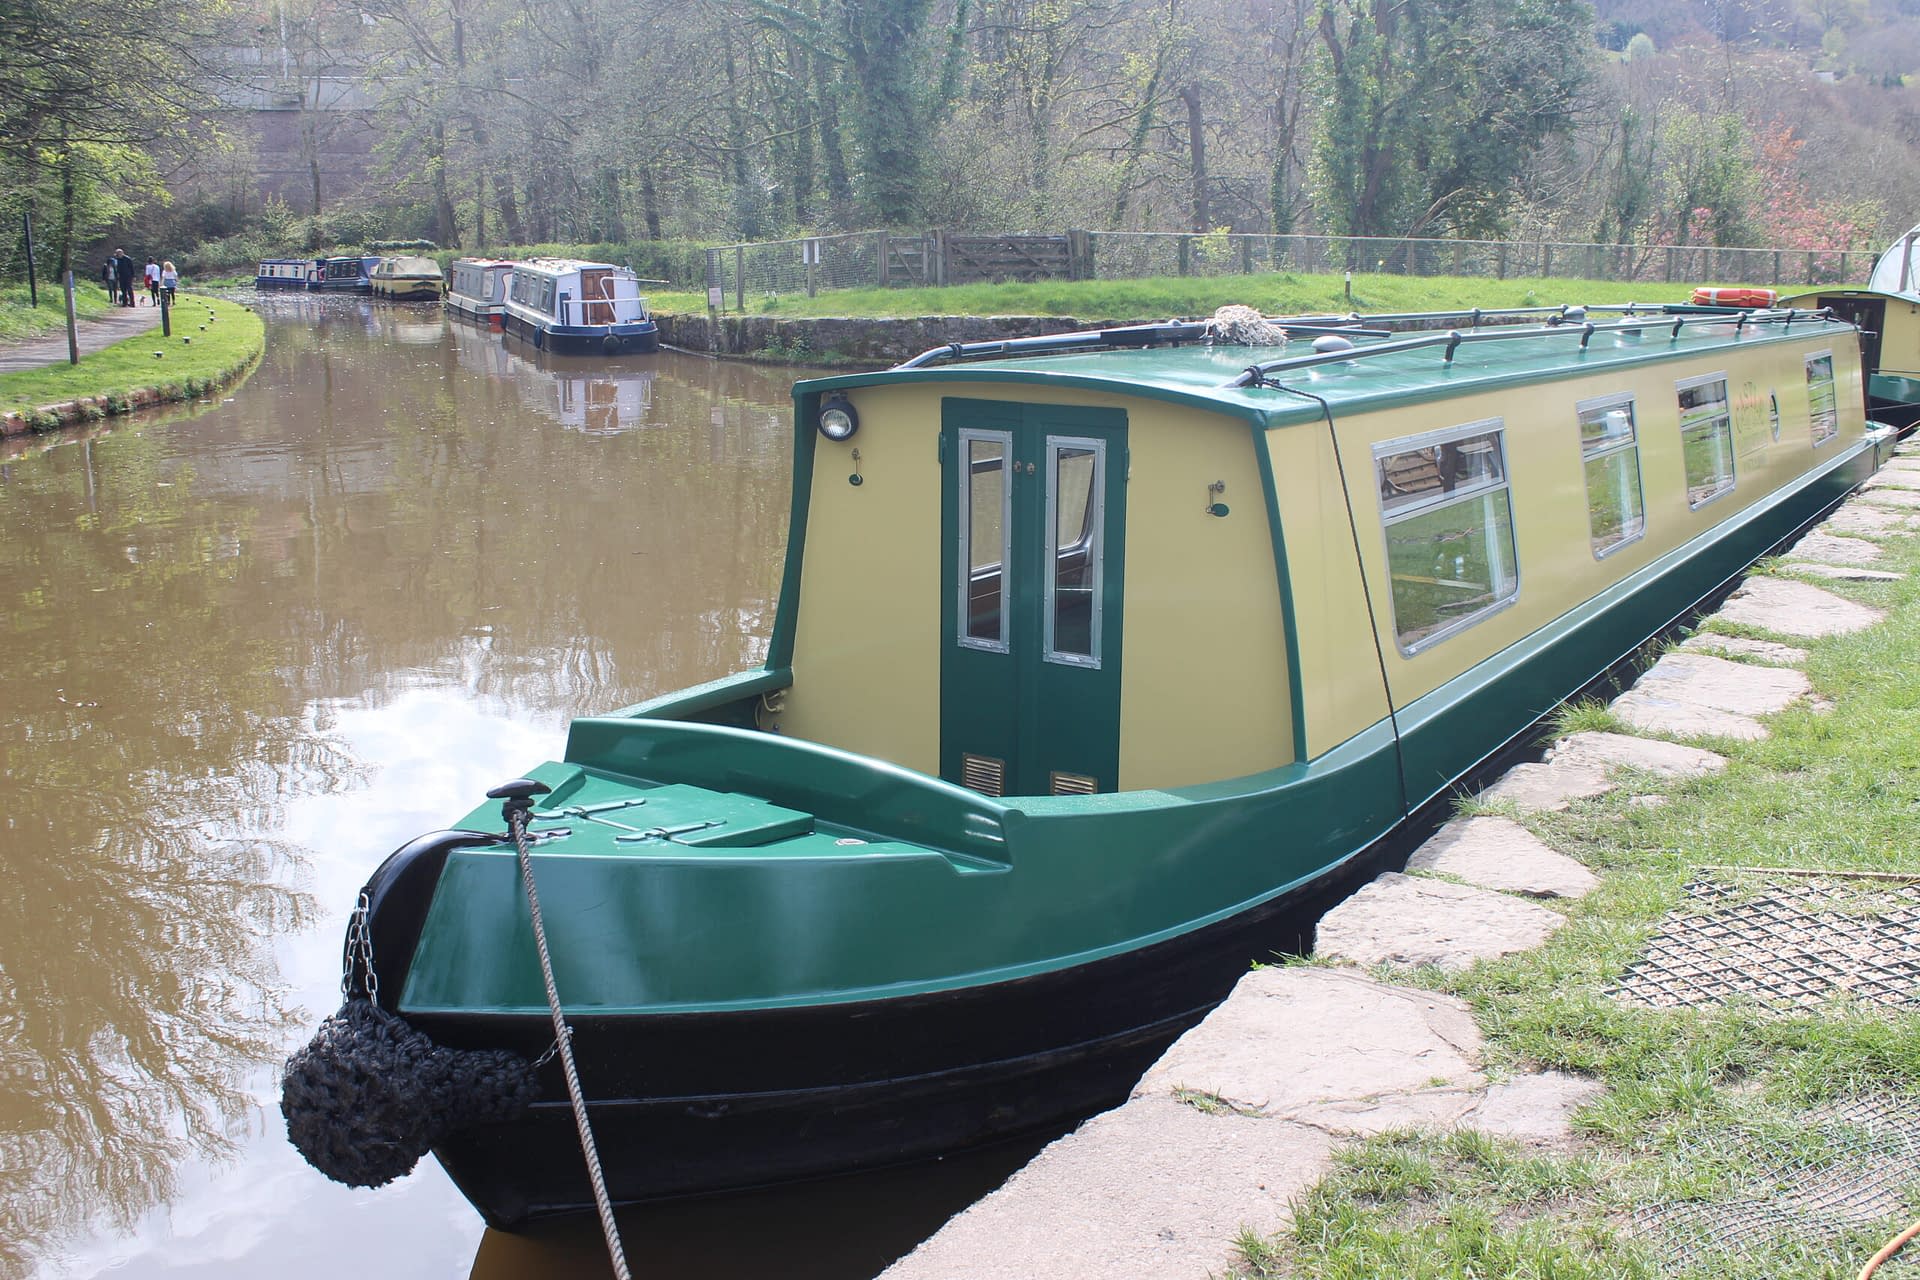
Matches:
[[775, 378, 1296, 796]]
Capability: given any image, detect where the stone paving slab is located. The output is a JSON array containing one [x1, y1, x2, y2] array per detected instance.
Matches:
[[1714, 576, 1886, 637], [1316, 873, 1566, 970], [1856, 485, 1920, 509], [1863, 471, 1920, 490], [1784, 531, 1885, 565], [878, 1093, 1337, 1280], [1823, 504, 1920, 537], [1611, 691, 1769, 739], [1609, 651, 1810, 741], [1621, 651, 1811, 716], [1678, 633, 1810, 665], [1479, 730, 1727, 810], [1137, 968, 1483, 1110], [1780, 563, 1905, 582], [1468, 1072, 1607, 1148], [1407, 816, 1599, 899]]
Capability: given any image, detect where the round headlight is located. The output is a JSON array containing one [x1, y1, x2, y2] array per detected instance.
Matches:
[[818, 395, 858, 441]]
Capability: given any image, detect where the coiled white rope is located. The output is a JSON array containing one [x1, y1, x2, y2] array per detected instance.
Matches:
[[506, 805, 633, 1280]]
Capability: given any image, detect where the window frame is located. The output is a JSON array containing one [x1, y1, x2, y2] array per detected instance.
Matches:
[[1806, 349, 1839, 449], [1372, 418, 1522, 656], [1042, 435, 1107, 670], [1575, 392, 1647, 561], [955, 427, 1014, 654], [1676, 371, 1737, 510]]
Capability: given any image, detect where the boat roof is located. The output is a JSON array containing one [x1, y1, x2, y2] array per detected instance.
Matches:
[[453, 257, 517, 268], [797, 306, 1860, 429], [514, 257, 628, 276], [383, 255, 442, 273]]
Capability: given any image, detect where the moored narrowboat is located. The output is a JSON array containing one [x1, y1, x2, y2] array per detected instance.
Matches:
[[370, 255, 446, 301], [499, 257, 658, 355], [448, 257, 516, 329], [255, 258, 312, 290], [306, 255, 379, 293], [1782, 224, 1920, 430], [285, 302, 1889, 1228]]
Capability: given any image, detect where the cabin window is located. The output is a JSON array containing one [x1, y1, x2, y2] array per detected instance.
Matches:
[[1576, 393, 1645, 559], [1677, 373, 1735, 508], [1374, 421, 1519, 654], [957, 429, 1012, 652], [1044, 437, 1105, 667], [1807, 351, 1838, 447]]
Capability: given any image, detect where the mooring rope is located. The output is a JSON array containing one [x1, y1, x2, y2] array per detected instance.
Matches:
[[502, 788, 633, 1280]]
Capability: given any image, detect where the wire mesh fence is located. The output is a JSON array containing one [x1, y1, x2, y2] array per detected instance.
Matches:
[[704, 232, 890, 309], [703, 228, 1876, 310]]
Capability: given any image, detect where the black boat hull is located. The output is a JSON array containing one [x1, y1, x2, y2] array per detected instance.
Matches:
[[409, 840, 1386, 1227]]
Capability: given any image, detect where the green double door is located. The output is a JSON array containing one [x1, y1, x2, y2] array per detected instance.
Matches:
[[939, 399, 1127, 797]]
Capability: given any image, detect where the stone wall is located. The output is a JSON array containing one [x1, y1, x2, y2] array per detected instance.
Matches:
[[654, 313, 1126, 367]]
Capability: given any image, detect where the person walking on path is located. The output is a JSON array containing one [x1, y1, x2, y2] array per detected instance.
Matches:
[[100, 261, 115, 299], [144, 258, 161, 306], [160, 260, 178, 305], [113, 249, 136, 307]]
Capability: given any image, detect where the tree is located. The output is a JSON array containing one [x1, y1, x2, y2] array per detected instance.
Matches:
[[0, 0, 218, 275], [841, 0, 941, 223], [1309, 0, 1591, 240]]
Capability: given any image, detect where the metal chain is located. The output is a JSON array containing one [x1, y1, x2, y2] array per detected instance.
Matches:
[[341, 891, 378, 1003], [507, 807, 633, 1280]]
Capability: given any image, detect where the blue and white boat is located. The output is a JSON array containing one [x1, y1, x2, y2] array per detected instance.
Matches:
[[255, 258, 312, 290], [501, 258, 658, 356], [306, 255, 380, 293]]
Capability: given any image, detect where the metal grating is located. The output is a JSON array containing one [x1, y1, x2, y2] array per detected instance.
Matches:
[[960, 753, 1006, 798], [1633, 1095, 1920, 1271], [1049, 771, 1098, 797], [1611, 873, 1920, 1014]]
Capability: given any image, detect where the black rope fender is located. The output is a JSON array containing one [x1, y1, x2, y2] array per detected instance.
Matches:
[[281, 997, 538, 1188]]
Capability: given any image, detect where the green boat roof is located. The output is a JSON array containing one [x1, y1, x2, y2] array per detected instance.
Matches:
[[797, 310, 1860, 428]]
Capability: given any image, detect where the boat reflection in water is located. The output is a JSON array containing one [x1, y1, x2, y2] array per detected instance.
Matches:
[[449, 320, 675, 436], [366, 304, 449, 347], [468, 1135, 1049, 1280]]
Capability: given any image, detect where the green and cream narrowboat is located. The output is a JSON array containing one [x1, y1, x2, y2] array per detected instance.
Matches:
[[285, 302, 1888, 1227]]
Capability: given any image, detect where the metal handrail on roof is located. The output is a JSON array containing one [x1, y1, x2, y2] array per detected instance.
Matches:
[[892, 318, 1392, 370], [1226, 306, 1841, 390]]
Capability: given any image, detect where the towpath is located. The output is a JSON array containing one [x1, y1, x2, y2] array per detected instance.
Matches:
[[0, 305, 164, 374]]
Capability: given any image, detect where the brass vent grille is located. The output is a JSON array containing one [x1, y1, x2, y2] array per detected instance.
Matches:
[[1050, 771, 1098, 797], [961, 753, 1007, 797]]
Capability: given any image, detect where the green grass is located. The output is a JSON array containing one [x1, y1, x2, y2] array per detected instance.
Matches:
[[685, 272, 1704, 320], [0, 282, 116, 342], [1227, 521, 1920, 1279], [0, 295, 265, 423]]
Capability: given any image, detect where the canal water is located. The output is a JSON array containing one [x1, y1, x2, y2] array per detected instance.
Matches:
[[0, 297, 1038, 1279]]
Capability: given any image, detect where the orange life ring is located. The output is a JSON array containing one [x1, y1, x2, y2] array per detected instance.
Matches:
[[1690, 286, 1778, 308]]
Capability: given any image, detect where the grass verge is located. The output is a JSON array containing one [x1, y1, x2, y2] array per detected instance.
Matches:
[[0, 282, 117, 342], [0, 295, 265, 428], [1227, 518, 1920, 1280], [704, 272, 1706, 320]]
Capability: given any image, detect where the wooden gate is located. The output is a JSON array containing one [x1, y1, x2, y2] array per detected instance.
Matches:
[[884, 235, 933, 286], [942, 235, 1076, 284]]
